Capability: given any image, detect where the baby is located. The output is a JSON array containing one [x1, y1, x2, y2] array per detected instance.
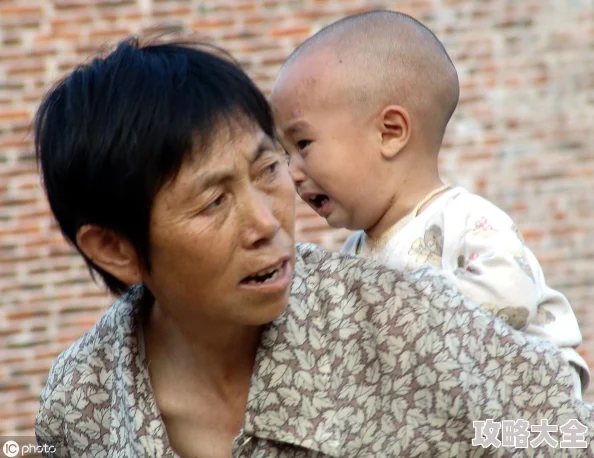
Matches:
[[270, 10, 589, 397]]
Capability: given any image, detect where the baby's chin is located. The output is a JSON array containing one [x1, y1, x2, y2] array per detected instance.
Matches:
[[325, 217, 347, 229], [325, 211, 362, 232]]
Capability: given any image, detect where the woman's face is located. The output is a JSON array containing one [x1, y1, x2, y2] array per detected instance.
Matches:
[[142, 121, 296, 329]]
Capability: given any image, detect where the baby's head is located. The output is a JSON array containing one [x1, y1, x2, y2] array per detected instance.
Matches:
[[270, 10, 459, 233]]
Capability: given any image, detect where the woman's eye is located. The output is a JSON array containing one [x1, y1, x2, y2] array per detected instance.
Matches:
[[205, 194, 225, 211], [266, 161, 280, 175]]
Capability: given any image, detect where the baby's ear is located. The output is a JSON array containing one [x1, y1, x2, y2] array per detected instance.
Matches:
[[378, 105, 411, 159]]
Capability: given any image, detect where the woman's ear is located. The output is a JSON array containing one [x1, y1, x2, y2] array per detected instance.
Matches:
[[76, 225, 142, 286], [378, 105, 412, 159]]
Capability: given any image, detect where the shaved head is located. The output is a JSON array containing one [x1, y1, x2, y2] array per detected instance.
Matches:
[[275, 10, 459, 146]]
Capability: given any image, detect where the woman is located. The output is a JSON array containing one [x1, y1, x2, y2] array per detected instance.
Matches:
[[34, 38, 593, 457]]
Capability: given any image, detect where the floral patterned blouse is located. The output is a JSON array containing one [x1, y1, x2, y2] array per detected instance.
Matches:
[[36, 243, 594, 457]]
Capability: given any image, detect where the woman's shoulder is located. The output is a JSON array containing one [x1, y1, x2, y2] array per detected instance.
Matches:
[[36, 286, 146, 452], [41, 286, 143, 396], [294, 242, 438, 304]]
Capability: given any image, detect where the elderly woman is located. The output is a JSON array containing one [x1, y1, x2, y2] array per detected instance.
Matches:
[[34, 38, 593, 457]]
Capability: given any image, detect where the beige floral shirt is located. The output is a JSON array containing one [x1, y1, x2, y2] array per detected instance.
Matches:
[[36, 243, 594, 457], [342, 187, 589, 395]]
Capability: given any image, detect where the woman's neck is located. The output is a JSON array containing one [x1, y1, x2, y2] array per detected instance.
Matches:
[[143, 300, 261, 398]]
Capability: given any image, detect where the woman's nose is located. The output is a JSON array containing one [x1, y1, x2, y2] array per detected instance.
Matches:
[[239, 188, 281, 249]]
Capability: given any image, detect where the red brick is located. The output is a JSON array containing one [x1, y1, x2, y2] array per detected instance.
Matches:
[[192, 18, 235, 29], [89, 28, 133, 40], [50, 15, 93, 29], [270, 24, 311, 38], [0, 5, 43, 16], [0, 109, 29, 121], [211, 2, 256, 13], [153, 5, 192, 18]]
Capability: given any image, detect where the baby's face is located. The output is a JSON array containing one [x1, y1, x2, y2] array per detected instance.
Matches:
[[270, 59, 392, 232]]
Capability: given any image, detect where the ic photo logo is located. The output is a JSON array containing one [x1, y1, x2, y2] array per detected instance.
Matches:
[[2, 441, 19, 457], [2, 439, 56, 457]]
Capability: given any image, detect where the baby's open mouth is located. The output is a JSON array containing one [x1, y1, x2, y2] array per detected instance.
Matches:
[[307, 194, 330, 210]]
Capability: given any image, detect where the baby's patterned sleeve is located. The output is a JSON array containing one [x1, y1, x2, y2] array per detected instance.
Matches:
[[444, 217, 541, 331]]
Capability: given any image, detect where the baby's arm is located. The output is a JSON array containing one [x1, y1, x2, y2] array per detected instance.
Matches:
[[439, 199, 589, 395]]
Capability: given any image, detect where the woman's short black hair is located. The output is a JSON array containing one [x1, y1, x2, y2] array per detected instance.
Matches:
[[34, 37, 275, 295]]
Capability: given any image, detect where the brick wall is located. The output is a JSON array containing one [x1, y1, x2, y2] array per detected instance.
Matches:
[[1, 0, 593, 436]]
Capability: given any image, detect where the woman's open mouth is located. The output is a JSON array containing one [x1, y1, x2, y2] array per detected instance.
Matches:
[[242, 261, 285, 285], [240, 260, 292, 294]]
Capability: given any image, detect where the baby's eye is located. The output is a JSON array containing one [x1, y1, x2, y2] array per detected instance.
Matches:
[[296, 140, 311, 151]]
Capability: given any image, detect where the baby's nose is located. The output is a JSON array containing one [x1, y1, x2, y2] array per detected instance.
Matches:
[[288, 155, 307, 185]]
